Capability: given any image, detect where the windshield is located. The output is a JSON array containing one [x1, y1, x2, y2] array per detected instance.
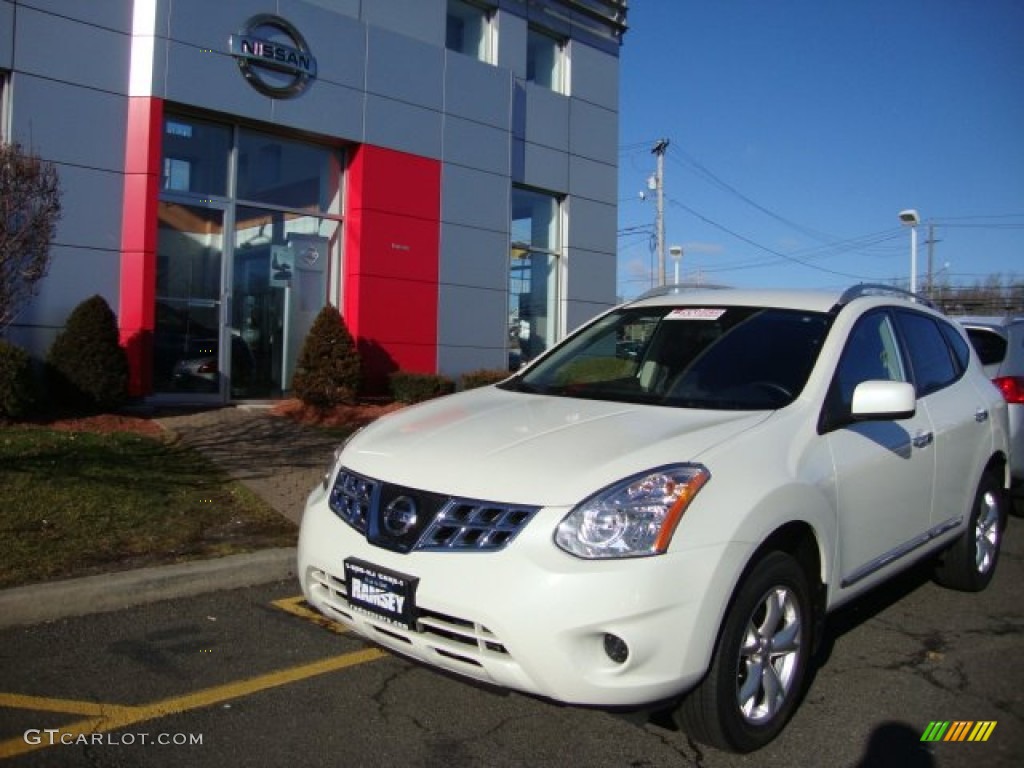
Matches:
[[502, 305, 831, 410]]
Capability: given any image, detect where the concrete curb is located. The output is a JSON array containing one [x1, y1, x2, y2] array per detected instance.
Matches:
[[0, 547, 297, 629]]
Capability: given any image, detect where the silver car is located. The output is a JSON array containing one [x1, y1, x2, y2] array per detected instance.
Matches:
[[960, 316, 1024, 490]]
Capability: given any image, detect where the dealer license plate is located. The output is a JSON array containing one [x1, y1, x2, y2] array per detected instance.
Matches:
[[344, 558, 419, 630]]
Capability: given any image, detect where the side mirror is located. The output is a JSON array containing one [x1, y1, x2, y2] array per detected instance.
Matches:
[[851, 380, 916, 421]]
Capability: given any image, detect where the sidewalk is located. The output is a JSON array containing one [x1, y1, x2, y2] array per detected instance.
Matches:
[[0, 406, 343, 628]]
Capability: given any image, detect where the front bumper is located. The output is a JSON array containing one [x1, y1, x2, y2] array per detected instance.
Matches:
[[297, 483, 746, 708]]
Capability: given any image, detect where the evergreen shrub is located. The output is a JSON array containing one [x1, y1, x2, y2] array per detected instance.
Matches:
[[292, 305, 361, 407], [46, 295, 129, 413]]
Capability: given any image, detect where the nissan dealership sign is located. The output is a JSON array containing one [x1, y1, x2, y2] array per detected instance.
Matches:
[[229, 14, 317, 98]]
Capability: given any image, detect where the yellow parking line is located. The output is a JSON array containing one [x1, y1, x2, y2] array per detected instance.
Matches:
[[272, 595, 351, 636], [0, 647, 386, 759], [0, 694, 110, 717]]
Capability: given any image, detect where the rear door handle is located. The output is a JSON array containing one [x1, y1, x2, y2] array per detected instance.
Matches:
[[975, 408, 989, 423], [913, 431, 934, 449]]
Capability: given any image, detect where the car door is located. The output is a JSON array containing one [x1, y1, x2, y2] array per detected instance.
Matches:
[[824, 310, 936, 591], [895, 310, 987, 528]]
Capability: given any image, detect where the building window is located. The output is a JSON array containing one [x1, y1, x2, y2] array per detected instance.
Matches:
[[0, 71, 9, 141], [527, 26, 566, 93], [161, 116, 231, 197], [446, 0, 495, 63], [510, 187, 563, 369]]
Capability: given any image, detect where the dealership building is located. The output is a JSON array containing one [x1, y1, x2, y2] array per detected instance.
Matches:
[[0, 0, 626, 402]]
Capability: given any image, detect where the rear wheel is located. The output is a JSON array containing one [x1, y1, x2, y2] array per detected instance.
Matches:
[[933, 472, 1005, 592], [674, 551, 812, 753]]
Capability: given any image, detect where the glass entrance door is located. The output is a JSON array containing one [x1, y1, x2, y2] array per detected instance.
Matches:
[[231, 207, 333, 398], [153, 202, 227, 398]]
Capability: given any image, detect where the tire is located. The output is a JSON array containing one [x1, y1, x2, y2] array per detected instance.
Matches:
[[933, 472, 1006, 592], [674, 551, 813, 753]]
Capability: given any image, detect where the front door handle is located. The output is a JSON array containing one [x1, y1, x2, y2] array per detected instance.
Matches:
[[913, 431, 934, 449]]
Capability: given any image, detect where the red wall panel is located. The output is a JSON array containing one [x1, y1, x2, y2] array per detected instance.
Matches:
[[118, 97, 163, 396], [344, 145, 441, 391]]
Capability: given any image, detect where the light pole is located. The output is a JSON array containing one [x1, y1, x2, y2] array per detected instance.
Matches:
[[898, 209, 920, 294], [669, 245, 683, 284]]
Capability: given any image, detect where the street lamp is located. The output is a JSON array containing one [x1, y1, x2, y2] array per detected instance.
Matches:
[[898, 209, 920, 294], [669, 245, 683, 284]]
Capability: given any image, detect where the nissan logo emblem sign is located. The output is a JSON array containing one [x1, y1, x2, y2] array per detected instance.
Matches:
[[383, 496, 419, 538], [229, 14, 317, 99]]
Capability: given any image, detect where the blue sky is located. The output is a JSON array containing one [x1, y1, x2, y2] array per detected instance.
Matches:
[[616, 1, 1024, 299]]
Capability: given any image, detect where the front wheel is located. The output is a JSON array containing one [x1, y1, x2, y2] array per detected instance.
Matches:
[[933, 471, 1006, 592], [674, 551, 813, 753]]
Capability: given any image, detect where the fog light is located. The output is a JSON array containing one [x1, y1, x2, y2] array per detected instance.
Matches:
[[603, 633, 629, 664]]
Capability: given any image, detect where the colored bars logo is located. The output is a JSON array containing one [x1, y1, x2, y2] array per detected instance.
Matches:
[[921, 721, 997, 742]]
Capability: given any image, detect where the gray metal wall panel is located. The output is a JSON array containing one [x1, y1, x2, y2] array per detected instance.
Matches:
[[568, 41, 619, 111], [523, 84, 568, 151], [271, 82, 365, 143], [11, 75, 126, 171], [444, 52, 511, 130], [0, 2, 14, 68], [437, 343, 507, 379], [364, 94, 442, 159], [362, 0, 444, 48], [569, 98, 617, 161], [496, 9, 527, 79], [14, 5, 129, 94], [51, 165, 124, 253], [15, 245, 121, 328], [22, 0, 131, 31], [299, 0, 361, 19], [443, 115, 509, 177], [164, 40, 272, 123], [439, 223, 509, 290], [166, 0, 266, 54], [441, 164, 509, 232], [438, 284, 507, 348], [519, 140, 568, 192], [283, 3, 366, 92], [564, 247, 616, 304], [569, 154, 616, 205], [566, 197, 616, 256], [366, 27, 443, 111]]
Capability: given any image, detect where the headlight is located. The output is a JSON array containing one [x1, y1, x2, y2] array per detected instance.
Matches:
[[321, 445, 344, 489], [554, 465, 710, 559]]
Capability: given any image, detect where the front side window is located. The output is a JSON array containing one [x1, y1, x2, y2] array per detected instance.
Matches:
[[829, 311, 908, 415], [527, 26, 566, 93], [506, 305, 831, 410], [446, 0, 495, 63], [510, 187, 562, 368]]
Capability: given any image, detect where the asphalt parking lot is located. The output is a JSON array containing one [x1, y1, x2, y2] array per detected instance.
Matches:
[[1, 513, 1022, 768]]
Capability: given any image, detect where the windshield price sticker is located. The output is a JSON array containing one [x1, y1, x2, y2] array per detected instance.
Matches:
[[666, 308, 727, 321], [345, 558, 419, 630]]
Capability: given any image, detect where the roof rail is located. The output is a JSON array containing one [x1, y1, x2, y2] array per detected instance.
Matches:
[[631, 283, 732, 302], [833, 283, 937, 311]]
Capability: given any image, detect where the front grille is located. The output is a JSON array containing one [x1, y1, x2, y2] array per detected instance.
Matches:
[[328, 468, 538, 553]]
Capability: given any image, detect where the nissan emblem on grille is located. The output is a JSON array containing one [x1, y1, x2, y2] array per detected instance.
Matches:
[[383, 496, 418, 537]]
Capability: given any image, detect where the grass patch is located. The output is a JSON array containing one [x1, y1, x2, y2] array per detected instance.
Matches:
[[0, 427, 296, 588]]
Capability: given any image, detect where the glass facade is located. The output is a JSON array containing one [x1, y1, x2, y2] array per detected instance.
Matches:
[[155, 114, 343, 399], [509, 187, 562, 369]]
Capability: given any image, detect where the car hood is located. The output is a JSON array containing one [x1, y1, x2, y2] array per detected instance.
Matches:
[[341, 386, 771, 507]]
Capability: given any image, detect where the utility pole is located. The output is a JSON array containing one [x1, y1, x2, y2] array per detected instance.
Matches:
[[651, 138, 669, 286], [924, 223, 941, 298]]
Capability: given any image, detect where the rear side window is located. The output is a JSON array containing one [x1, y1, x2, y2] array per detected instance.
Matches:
[[895, 311, 960, 397], [965, 327, 1007, 367]]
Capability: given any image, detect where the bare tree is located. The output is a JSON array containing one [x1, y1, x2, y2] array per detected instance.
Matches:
[[0, 142, 62, 331]]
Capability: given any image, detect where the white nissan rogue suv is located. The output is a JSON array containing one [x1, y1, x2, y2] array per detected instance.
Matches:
[[298, 285, 1010, 753]]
